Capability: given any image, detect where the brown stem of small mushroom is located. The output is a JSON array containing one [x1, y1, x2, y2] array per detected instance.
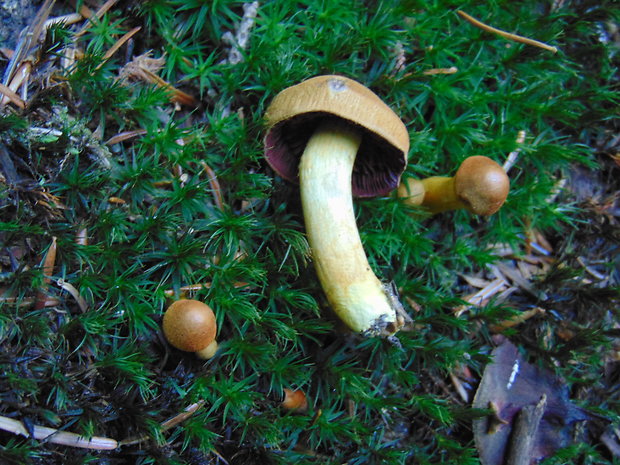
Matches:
[[299, 122, 399, 335]]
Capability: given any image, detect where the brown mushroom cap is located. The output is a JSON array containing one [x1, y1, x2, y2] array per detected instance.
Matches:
[[162, 299, 217, 352], [281, 388, 308, 411], [264, 75, 409, 197], [454, 156, 510, 215]]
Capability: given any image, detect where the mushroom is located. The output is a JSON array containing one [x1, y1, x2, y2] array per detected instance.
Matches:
[[397, 155, 509, 215], [264, 75, 409, 335], [162, 299, 218, 359], [281, 388, 308, 412]]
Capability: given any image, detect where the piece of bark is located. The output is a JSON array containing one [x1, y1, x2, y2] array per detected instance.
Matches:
[[506, 395, 547, 465]]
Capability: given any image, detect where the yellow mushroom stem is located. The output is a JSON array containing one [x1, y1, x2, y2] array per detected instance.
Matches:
[[195, 340, 218, 360], [299, 121, 398, 334], [398, 176, 467, 214]]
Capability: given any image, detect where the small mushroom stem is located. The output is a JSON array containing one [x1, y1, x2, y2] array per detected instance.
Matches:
[[399, 176, 466, 214], [195, 340, 218, 359], [299, 121, 398, 334]]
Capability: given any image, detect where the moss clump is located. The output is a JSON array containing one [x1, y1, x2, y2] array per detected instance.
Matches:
[[0, 1, 617, 464]]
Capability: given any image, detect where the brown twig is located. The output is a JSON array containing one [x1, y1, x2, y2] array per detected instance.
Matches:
[[75, 0, 121, 38], [75, 228, 89, 246], [454, 277, 509, 316], [488, 307, 545, 332], [96, 26, 141, 70], [0, 83, 26, 108], [120, 400, 205, 446], [105, 129, 147, 145], [163, 282, 248, 298], [422, 66, 458, 75], [449, 372, 470, 403], [35, 237, 57, 310], [122, 64, 197, 106], [457, 10, 558, 53], [200, 161, 225, 210], [1, 62, 32, 106]]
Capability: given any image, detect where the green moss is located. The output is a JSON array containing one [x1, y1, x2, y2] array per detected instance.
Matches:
[[0, 0, 617, 463]]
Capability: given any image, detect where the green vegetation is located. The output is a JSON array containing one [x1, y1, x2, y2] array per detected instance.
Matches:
[[0, 1, 617, 464]]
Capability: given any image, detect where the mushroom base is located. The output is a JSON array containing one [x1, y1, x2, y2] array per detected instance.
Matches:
[[196, 340, 218, 359]]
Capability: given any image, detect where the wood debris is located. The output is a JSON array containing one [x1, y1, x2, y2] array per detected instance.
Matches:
[[502, 130, 526, 174], [0, 414, 118, 450], [221, 2, 260, 65], [120, 400, 206, 446], [118, 53, 197, 106], [454, 229, 555, 328], [34, 236, 57, 310]]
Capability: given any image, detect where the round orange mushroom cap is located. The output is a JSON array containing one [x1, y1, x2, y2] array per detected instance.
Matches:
[[454, 156, 510, 215], [264, 75, 409, 197], [281, 388, 308, 411], [162, 299, 217, 352]]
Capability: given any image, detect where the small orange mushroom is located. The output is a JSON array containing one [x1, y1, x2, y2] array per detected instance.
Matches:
[[281, 388, 308, 412], [398, 155, 510, 216], [162, 299, 218, 359]]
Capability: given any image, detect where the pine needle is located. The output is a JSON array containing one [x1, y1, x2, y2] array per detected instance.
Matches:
[[457, 10, 558, 53]]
